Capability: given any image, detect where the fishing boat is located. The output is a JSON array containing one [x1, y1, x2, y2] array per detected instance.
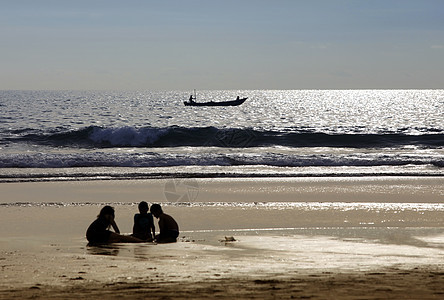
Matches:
[[184, 90, 247, 106], [184, 97, 247, 106]]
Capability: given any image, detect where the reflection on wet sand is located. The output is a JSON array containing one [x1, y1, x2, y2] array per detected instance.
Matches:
[[86, 243, 120, 256]]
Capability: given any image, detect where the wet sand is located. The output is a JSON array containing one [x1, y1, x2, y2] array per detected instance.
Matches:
[[1, 233, 444, 299], [3, 268, 444, 299], [0, 177, 443, 299]]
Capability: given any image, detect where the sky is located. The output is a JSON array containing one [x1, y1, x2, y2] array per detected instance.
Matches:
[[1, 0, 443, 90]]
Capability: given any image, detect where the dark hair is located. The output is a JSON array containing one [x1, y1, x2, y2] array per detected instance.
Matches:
[[150, 203, 162, 214], [98, 205, 115, 219], [138, 201, 149, 211]]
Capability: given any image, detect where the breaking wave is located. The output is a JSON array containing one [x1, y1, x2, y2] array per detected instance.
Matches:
[[6, 125, 444, 148]]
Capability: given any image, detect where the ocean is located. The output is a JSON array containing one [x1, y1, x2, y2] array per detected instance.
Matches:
[[1, 90, 443, 182]]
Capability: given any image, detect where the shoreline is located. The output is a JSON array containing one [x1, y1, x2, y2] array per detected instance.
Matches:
[[1, 165, 443, 184], [2, 171, 444, 182]]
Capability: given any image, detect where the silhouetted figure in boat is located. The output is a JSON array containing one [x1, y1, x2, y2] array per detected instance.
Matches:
[[150, 204, 179, 243], [86, 206, 144, 244], [189, 95, 195, 103]]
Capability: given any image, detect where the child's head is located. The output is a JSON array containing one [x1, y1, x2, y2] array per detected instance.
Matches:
[[98, 205, 115, 222], [150, 203, 163, 218], [138, 201, 149, 214]]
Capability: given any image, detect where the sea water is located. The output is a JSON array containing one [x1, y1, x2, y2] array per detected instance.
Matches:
[[0, 90, 443, 181], [0, 90, 443, 251]]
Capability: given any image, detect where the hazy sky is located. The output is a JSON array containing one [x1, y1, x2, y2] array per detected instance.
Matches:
[[1, 0, 443, 90]]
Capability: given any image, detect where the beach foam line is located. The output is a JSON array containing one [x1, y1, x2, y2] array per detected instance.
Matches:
[[1, 201, 443, 211], [1, 169, 443, 183], [181, 227, 311, 233], [180, 226, 413, 233]]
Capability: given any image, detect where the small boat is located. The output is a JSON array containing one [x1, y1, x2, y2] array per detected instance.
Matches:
[[184, 90, 247, 107], [184, 97, 247, 107]]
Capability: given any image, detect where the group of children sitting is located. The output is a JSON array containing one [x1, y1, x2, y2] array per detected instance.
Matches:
[[86, 202, 179, 244]]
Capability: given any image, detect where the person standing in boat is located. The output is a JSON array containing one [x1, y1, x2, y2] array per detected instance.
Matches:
[[189, 95, 195, 103]]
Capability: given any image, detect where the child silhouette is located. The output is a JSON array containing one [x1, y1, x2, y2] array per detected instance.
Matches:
[[132, 201, 156, 241]]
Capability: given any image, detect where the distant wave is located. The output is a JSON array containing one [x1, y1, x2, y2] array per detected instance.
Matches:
[[5, 125, 444, 148]]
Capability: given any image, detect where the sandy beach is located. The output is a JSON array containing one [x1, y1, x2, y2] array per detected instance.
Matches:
[[1, 177, 443, 299]]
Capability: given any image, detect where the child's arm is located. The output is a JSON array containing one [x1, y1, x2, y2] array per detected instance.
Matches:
[[132, 215, 138, 234], [151, 224, 156, 238], [150, 214, 156, 237], [110, 217, 120, 234]]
